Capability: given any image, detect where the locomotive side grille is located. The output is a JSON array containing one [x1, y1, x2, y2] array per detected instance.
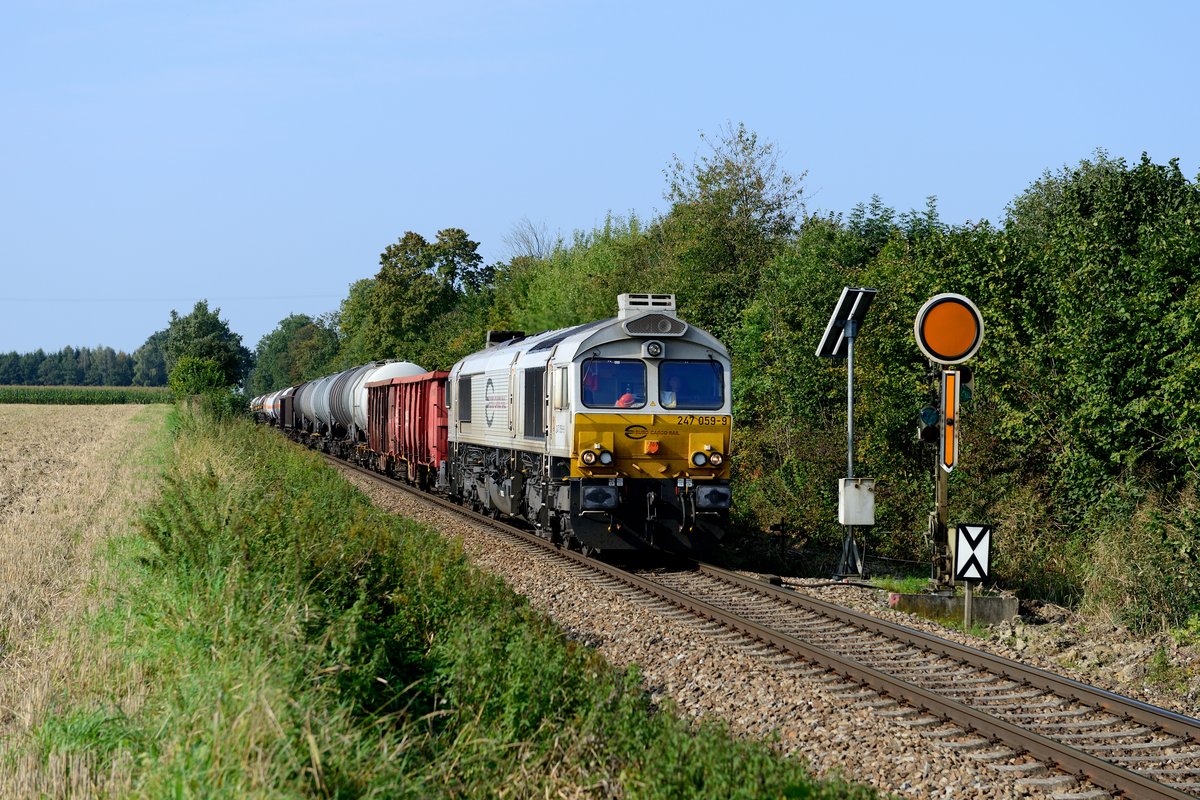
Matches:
[[458, 377, 472, 423], [523, 367, 545, 438], [623, 313, 689, 337]]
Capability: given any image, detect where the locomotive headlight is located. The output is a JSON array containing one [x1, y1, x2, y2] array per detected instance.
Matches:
[[708, 451, 724, 467], [691, 451, 709, 467], [598, 449, 614, 465], [645, 341, 663, 358], [581, 450, 598, 466]]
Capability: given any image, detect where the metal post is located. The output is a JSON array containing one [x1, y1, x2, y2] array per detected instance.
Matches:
[[964, 580, 974, 629], [845, 320, 857, 480], [818, 290, 876, 581], [837, 321, 862, 578], [935, 456, 950, 587]]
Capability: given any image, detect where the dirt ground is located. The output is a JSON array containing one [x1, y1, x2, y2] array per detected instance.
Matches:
[[0, 404, 169, 796]]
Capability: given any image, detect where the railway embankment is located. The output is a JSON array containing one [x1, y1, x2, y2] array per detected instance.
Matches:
[[1, 407, 874, 798]]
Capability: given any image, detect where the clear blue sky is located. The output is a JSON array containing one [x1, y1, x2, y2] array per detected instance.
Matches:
[[2, 1, 1196, 356]]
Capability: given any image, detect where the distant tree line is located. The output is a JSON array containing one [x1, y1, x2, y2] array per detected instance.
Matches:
[[0, 346, 138, 386], [244, 125, 1199, 632], [3, 300, 253, 401]]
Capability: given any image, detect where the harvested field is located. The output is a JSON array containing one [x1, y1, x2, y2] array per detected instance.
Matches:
[[0, 404, 170, 797]]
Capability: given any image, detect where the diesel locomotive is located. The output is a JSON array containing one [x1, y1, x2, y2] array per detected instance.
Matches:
[[251, 293, 733, 555]]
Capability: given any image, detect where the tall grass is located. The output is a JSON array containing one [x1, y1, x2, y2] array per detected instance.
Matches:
[[18, 409, 873, 798], [0, 385, 172, 404]]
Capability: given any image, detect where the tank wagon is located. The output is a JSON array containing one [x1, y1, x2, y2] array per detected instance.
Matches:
[[253, 294, 732, 555], [252, 360, 425, 453]]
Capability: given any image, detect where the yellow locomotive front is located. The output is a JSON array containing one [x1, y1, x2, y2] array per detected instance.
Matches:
[[562, 301, 733, 553]]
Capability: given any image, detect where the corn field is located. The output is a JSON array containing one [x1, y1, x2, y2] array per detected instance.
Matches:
[[0, 385, 173, 405]]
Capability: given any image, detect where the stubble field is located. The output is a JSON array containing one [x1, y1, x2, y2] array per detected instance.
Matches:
[[0, 403, 170, 796]]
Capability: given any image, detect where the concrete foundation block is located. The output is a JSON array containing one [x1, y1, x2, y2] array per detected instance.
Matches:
[[891, 592, 1019, 627]]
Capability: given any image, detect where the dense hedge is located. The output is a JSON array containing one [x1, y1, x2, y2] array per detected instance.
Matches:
[[490, 155, 1200, 630]]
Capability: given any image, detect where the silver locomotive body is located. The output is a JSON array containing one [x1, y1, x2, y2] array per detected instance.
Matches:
[[447, 294, 732, 554]]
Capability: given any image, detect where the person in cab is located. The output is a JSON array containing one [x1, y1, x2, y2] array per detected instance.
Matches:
[[661, 374, 682, 408]]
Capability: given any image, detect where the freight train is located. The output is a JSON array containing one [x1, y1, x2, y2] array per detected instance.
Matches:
[[251, 294, 732, 555]]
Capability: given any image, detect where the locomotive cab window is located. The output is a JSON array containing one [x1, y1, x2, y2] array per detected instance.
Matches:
[[659, 360, 724, 410], [554, 366, 569, 410], [581, 358, 646, 409]]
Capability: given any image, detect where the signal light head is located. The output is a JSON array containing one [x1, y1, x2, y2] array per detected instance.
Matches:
[[958, 366, 975, 404], [917, 405, 940, 443]]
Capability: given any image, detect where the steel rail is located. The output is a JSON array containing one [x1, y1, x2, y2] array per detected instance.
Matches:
[[609, 566, 1197, 800], [321, 453, 1198, 799], [699, 564, 1200, 744]]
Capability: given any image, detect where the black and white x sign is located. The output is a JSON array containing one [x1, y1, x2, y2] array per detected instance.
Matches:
[[954, 524, 992, 582]]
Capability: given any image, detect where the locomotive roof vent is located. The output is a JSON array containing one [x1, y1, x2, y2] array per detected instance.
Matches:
[[617, 293, 676, 320], [617, 294, 687, 337]]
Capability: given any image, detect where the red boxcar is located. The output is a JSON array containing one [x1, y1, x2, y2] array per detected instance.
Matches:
[[366, 371, 449, 489]]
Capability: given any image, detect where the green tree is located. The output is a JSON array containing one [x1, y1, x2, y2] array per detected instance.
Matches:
[[288, 314, 340, 380], [37, 350, 67, 385], [490, 214, 666, 336], [164, 301, 252, 387], [0, 352, 20, 384], [19, 350, 45, 383], [336, 228, 488, 368], [168, 356, 228, 397], [133, 330, 169, 387], [659, 122, 804, 341], [248, 314, 339, 395]]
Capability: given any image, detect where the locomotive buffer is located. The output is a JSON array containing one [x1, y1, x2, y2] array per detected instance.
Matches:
[[817, 287, 878, 578]]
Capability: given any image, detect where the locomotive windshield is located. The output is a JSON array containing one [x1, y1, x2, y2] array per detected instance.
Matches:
[[659, 360, 724, 410], [581, 358, 646, 409]]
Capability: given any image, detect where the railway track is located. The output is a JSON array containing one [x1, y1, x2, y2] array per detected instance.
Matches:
[[326, 453, 1200, 799]]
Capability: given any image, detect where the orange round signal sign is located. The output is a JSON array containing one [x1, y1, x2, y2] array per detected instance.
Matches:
[[915, 294, 983, 364]]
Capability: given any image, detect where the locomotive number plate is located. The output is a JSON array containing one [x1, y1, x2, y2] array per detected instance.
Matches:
[[675, 415, 730, 427]]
